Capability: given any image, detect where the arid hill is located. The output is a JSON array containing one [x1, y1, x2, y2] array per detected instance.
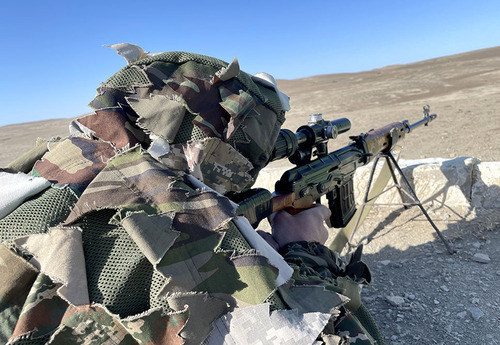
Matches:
[[1, 46, 499, 167], [276, 46, 500, 165]]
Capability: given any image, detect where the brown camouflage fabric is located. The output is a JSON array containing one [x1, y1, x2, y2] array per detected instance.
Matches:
[[0, 47, 381, 345], [157, 138, 255, 194], [32, 137, 116, 196], [71, 107, 146, 150], [89, 51, 284, 189]]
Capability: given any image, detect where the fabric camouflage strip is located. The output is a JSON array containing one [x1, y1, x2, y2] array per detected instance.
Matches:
[[157, 138, 254, 194], [139, 52, 285, 121], [167, 292, 230, 345], [121, 307, 189, 345], [0, 245, 38, 344], [125, 95, 187, 142], [87, 51, 284, 186], [335, 313, 376, 345], [155, 143, 188, 173], [9, 274, 68, 342], [163, 63, 239, 138], [0, 246, 38, 304], [146, 60, 231, 139], [120, 211, 179, 266], [89, 80, 153, 110], [13, 226, 89, 306], [228, 254, 279, 305], [218, 86, 256, 140], [49, 305, 136, 345], [204, 303, 331, 345], [156, 217, 279, 305], [336, 276, 365, 313], [156, 220, 237, 296], [33, 137, 116, 195], [213, 57, 240, 83], [137, 181, 280, 309], [169, 141, 206, 177], [64, 146, 182, 224], [9, 275, 189, 345], [226, 102, 282, 176], [72, 107, 145, 150], [190, 138, 253, 194], [97, 51, 283, 119], [277, 281, 349, 315], [66, 145, 238, 229]]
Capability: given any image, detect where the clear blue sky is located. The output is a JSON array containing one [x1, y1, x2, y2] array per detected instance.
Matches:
[[0, 1, 499, 126]]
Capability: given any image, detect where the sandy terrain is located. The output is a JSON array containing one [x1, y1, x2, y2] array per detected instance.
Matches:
[[276, 46, 500, 164], [277, 46, 500, 344], [1, 46, 499, 344]]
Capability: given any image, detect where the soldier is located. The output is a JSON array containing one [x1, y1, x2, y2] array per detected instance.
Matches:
[[0, 46, 382, 344]]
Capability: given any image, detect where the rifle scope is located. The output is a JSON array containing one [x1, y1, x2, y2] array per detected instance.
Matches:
[[270, 115, 351, 164]]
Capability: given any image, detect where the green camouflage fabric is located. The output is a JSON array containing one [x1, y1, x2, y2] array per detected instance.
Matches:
[[7, 273, 189, 345], [278, 241, 379, 345], [0, 244, 39, 344], [335, 313, 377, 345], [31, 106, 150, 196], [32, 137, 116, 196], [88, 51, 284, 192], [48, 304, 188, 345], [156, 138, 254, 194], [65, 147, 280, 311], [0, 46, 382, 345], [70, 107, 147, 150], [8, 273, 68, 343]]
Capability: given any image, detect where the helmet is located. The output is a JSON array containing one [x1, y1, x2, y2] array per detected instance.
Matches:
[[87, 46, 289, 194]]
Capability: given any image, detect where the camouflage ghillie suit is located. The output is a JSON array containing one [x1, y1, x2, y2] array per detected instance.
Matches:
[[0, 45, 383, 345]]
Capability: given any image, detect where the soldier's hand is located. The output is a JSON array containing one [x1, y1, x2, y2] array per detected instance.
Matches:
[[258, 204, 331, 251]]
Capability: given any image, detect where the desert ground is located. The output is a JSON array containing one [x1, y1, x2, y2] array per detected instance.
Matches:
[[1, 46, 499, 344]]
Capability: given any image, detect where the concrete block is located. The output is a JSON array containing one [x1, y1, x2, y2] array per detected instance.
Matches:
[[471, 161, 500, 209], [395, 157, 479, 208], [352, 157, 480, 208]]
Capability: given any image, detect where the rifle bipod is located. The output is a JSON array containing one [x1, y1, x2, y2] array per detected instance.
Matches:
[[348, 151, 455, 254]]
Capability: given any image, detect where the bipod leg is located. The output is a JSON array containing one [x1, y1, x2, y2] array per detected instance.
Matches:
[[348, 154, 382, 244], [348, 153, 402, 244], [385, 152, 455, 254], [384, 153, 409, 208]]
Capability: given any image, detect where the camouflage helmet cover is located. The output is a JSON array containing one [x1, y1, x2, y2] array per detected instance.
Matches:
[[88, 45, 289, 194]]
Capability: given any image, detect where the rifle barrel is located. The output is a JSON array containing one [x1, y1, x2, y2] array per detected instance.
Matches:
[[406, 112, 437, 133]]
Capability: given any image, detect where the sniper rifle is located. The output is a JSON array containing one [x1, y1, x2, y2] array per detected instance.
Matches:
[[232, 105, 437, 230]]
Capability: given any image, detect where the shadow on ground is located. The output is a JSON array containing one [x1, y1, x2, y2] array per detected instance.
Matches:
[[346, 203, 500, 345]]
